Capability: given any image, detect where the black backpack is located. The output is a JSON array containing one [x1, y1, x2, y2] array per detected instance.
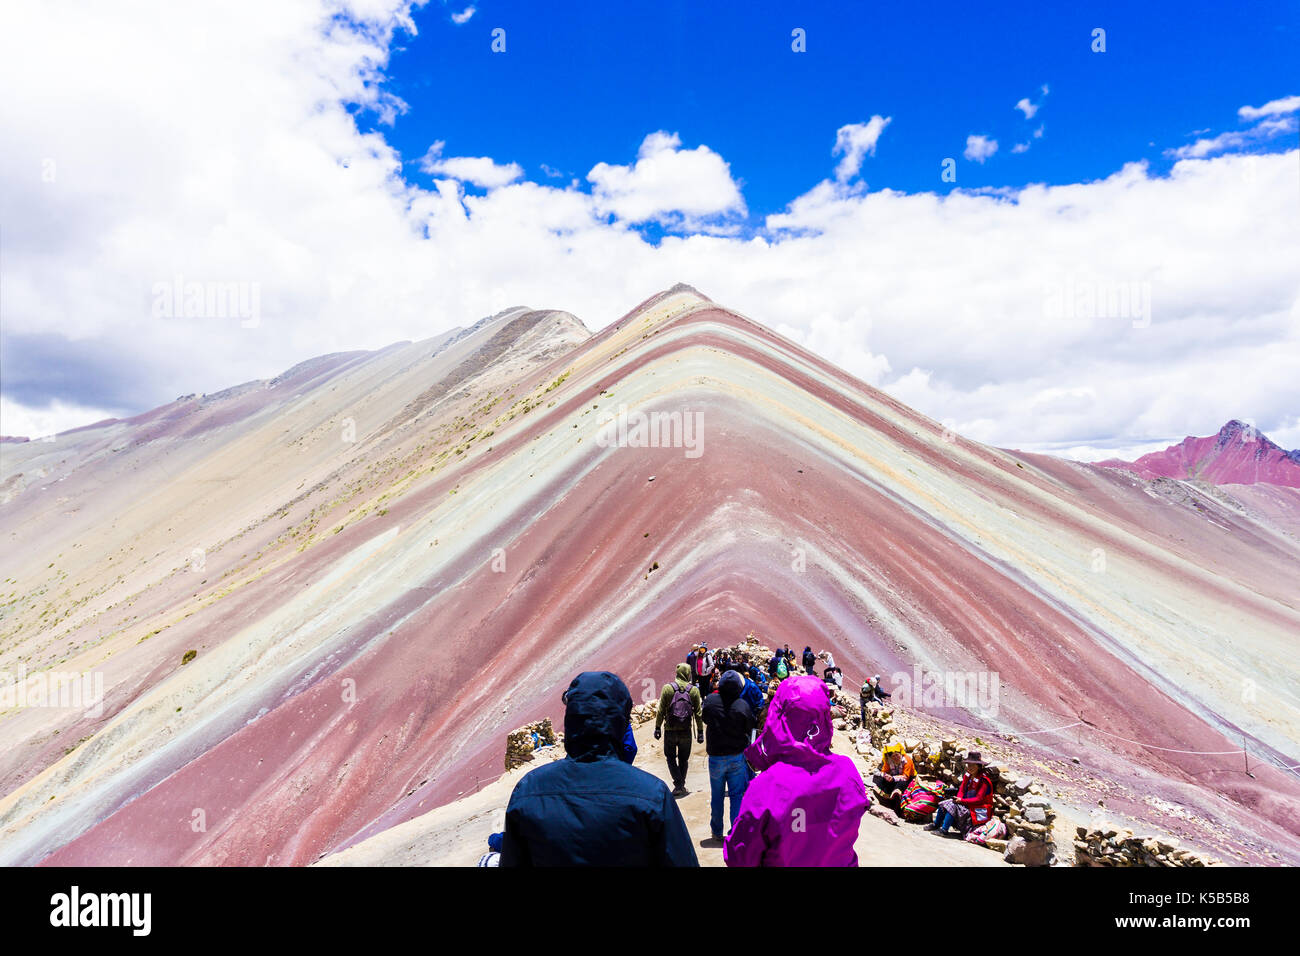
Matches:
[[666, 682, 693, 729]]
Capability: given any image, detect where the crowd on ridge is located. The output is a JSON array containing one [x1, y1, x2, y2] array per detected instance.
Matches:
[[478, 639, 998, 867]]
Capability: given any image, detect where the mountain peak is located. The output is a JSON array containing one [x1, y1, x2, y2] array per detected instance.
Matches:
[[1099, 421, 1300, 487], [665, 281, 710, 301]]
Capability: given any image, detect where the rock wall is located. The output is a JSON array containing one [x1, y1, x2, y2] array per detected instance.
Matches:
[[504, 717, 559, 771], [1073, 824, 1219, 867], [630, 702, 658, 727]]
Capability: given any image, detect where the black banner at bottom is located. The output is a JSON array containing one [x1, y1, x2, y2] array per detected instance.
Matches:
[[0, 863, 1278, 940]]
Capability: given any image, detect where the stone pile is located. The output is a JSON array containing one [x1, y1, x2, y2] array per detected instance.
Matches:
[[630, 702, 658, 727], [504, 717, 559, 771], [1073, 824, 1219, 867]]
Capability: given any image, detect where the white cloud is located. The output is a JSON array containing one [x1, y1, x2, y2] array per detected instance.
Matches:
[[1015, 84, 1049, 120], [964, 135, 998, 162], [587, 131, 745, 227], [832, 116, 892, 181], [2, 4, 1298, 460], [450, 5, 475, 24], [0, 397, 118, 442], [1166, 115, 1297, 159], [1238, 95, 1300, 120], [1012, 143, 1030, 154], [420, 141, 523, 188]]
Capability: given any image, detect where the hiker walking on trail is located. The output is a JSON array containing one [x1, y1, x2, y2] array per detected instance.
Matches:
[[500, 672, 698, 867], [802, 646, 817, 675], [701, 670, 757, 842], [773, 652, 790, 682], [928, 751, 994, 837], [724, 674, 868, 867], [694, 644, 714, 693], [655, 663, 704, 796], [735, 668, 768, 750]]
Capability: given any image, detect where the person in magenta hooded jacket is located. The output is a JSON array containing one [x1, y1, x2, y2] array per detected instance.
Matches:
[[722, 674, 868, 867]]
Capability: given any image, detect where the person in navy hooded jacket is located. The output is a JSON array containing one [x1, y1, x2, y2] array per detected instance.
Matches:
[[500, 671, 698, 867]]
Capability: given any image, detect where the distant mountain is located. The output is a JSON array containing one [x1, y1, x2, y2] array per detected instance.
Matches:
[[1097, 420, 1300, 488]]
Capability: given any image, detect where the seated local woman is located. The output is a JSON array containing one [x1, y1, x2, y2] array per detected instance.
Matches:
[[872, 742, 916, 803], [927, 751, 994, 836]]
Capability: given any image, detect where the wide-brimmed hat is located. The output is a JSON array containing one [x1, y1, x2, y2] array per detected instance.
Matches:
[[963, 751, 985, 766]]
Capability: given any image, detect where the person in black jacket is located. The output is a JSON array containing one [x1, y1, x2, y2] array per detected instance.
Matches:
[[700, 670, 756, 842], [802, 646, 817, 675], [500, 671, 698, 867]]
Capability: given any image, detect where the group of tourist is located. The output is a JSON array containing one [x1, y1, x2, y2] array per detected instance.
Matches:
[[483, 643, 996, 866]]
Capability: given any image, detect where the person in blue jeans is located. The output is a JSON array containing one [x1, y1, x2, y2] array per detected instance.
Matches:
[[701, 670, 757, 840]]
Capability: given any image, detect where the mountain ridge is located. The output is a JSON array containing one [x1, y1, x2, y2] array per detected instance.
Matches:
[[1, 287, 1297, 866]]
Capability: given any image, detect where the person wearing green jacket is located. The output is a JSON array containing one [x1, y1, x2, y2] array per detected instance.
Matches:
[[654, 663, 705, 796]]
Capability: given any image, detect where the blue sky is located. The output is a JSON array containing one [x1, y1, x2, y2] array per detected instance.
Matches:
[[1, 0, 1297, 456], [374, 0, 1298, 226]]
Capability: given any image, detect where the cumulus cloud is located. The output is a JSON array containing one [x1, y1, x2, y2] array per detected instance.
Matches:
[[587, 131, 745, 228], [419, 141, 523, 188], [450, 5, 475, 24], [2, 4, 1297, 460], [964, 134, 999, 162], [832, 116, 892, 181]]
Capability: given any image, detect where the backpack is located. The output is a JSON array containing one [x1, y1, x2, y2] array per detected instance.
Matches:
[[775, 658, 789, 679], [666, 682, 693, 729]]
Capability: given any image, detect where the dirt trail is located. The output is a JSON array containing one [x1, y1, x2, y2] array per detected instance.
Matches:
[[318, 720, 1010, 867]]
